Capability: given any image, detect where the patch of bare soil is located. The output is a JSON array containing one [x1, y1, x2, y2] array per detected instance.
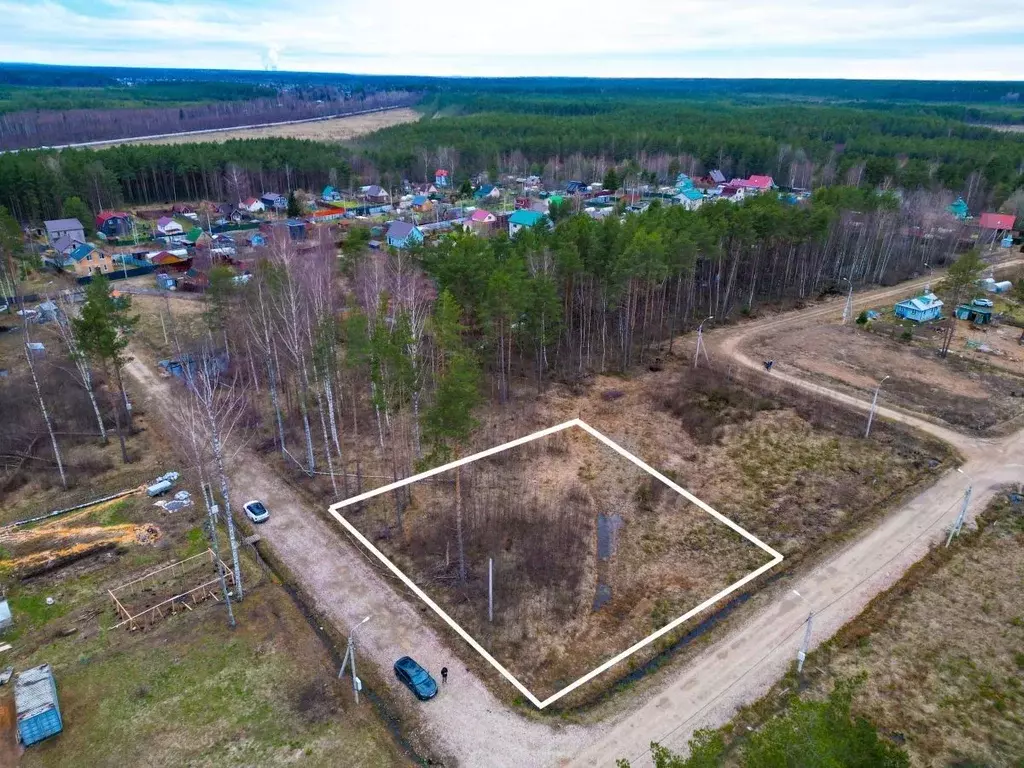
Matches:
[[747, 323, 1024, 433], [97, 108, 420, 147]]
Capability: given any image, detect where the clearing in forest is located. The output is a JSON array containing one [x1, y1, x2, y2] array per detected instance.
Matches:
[[329, 419, 781, 708], [748, 322, 1024, 433]]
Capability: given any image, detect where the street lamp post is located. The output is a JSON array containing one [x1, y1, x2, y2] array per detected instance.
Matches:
[[865, 375, 890, 438], [947, 468, 972, 547], [694, 315, 713, 368], [338, 615, 371, 703]]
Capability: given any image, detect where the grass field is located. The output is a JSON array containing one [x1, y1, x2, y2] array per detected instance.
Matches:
[[89, 108, 420, 148], [711, 491, 1024, 767]]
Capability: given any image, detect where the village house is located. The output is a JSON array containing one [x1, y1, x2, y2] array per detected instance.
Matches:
[[361, 185, 391, 205], [260, 193, 287, 211], [239, 198, 265, 214], [705, 169, 727, 185], [386, 221, 423, 249], [44, 218, 85, 248], [322, 185, 342, 202], [412, 195, 433, 212], [68, 243, 114, 277], [186, 227, 211, 247], [508, 209, 547, 237], [474, 184, 501, 201], [978, 212, 1016, 242], [894, 291, 944, 323], [435, 169, 449, 188], [156, 217, 184, 237], [463, 209, 497, 234], [674, 187, 704, 210], [95, 211, 133, 238]]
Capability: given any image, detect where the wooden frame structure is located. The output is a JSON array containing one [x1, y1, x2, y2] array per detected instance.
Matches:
[[108, 549, 233, 630]]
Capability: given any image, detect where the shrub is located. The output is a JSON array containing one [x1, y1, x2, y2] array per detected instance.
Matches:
[[856, 310, 869, 325]]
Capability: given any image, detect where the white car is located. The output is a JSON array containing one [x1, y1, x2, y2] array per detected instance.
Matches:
[[243, 500, 270, 524]]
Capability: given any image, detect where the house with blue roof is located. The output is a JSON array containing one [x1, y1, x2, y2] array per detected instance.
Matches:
[[386, 221, 424, 249], [894, 292, 944, 323], [508, 210, 548, 237], [674, 187, 704, 211], [322, 186, 341, 202], [947, 197, 970, 221], [474, 184, 500, 201]]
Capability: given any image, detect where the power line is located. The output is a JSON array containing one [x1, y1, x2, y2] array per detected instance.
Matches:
[[634, 491, 965, 763]]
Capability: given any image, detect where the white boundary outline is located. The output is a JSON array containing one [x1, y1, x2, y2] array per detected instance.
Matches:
[[328, 419, 783, 709]]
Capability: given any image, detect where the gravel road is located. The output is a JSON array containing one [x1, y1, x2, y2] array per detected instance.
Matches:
[[126, 266, 1024, 767]]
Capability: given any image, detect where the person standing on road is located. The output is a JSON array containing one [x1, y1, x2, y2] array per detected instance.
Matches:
[[441, 666, 448, 685]]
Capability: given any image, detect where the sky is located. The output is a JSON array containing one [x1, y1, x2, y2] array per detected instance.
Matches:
[[4, 0, 1024, 81]]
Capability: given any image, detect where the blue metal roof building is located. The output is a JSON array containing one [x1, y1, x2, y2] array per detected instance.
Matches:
[[16, 664, 63, 746]]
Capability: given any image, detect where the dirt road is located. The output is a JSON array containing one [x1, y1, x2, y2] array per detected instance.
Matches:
[[126, 268, 1024, 767], [572, 276, 1024, 767]]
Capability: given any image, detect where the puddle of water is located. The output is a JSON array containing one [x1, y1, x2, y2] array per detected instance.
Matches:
[[596, 513, 624, 560], [592, 583, 612, 611]]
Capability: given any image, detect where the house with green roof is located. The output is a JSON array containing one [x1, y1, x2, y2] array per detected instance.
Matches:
[[508, 210, 548, 237], [186, 227, 210, 246]]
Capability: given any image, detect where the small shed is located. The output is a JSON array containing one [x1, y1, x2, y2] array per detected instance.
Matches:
[[955, 304, 993, 324], [15, 664, 63, 746]]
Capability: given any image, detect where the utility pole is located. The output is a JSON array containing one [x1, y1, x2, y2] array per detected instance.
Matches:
[[338, 615, 371, 704], [200, 482, 236, 628], [792, 590, 814, 674], [841, 275, 854, 324], [488, 557, 493, 623], [694, 315, 713, 368], [865, 375, 889, 438], [946, 480, 972, 548]]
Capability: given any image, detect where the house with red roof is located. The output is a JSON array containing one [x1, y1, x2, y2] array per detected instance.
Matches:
[[240, 197, 265, 214], [435, 169, 450, 188], [978, 212, 1016, 232], [728, 175, 776, 193]]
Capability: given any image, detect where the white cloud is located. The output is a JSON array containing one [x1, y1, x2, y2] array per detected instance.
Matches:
[[3, 0, 1023, 79]]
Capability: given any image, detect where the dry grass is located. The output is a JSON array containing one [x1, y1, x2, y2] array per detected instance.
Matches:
[[91, 108, 420, 148], [725, 492, 1024, 768], [352, 425, 767, 701], [747, 322, 1024, 433], [342, 362, 949, 706]]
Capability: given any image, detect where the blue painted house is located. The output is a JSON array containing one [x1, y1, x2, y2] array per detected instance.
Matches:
[[322, 186, 341, 202], [386, 221, 423, 249], [894, 292, 944, 323]]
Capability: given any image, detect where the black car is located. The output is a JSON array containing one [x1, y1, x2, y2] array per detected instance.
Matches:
[[394, 656, 438, 701]]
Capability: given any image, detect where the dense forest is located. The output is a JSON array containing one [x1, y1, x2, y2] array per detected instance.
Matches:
[[0, 138, 355, 221], [3, 93, 1023, 222], [0, 81, 278, 113], [357, 97, 1024, 207], [0, 89, 419, 151]]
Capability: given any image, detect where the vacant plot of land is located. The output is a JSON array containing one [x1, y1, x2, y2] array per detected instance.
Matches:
[[749, 323, 1024, 433], [351, 424, 770, 702], [719, 492, 1024, 768], [92, 108, 420, 148]]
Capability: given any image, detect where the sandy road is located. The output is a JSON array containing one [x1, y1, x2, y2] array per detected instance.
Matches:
[[572, 273, 1024, 767], [126, 265, 1024, 768]]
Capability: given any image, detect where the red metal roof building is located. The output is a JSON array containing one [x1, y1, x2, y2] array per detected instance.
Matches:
[[978, 212, 1016, 231]]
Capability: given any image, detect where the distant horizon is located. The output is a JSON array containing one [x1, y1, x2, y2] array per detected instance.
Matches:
[[3, 62, 1023, 88], [3, 0, 1023, 82]]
